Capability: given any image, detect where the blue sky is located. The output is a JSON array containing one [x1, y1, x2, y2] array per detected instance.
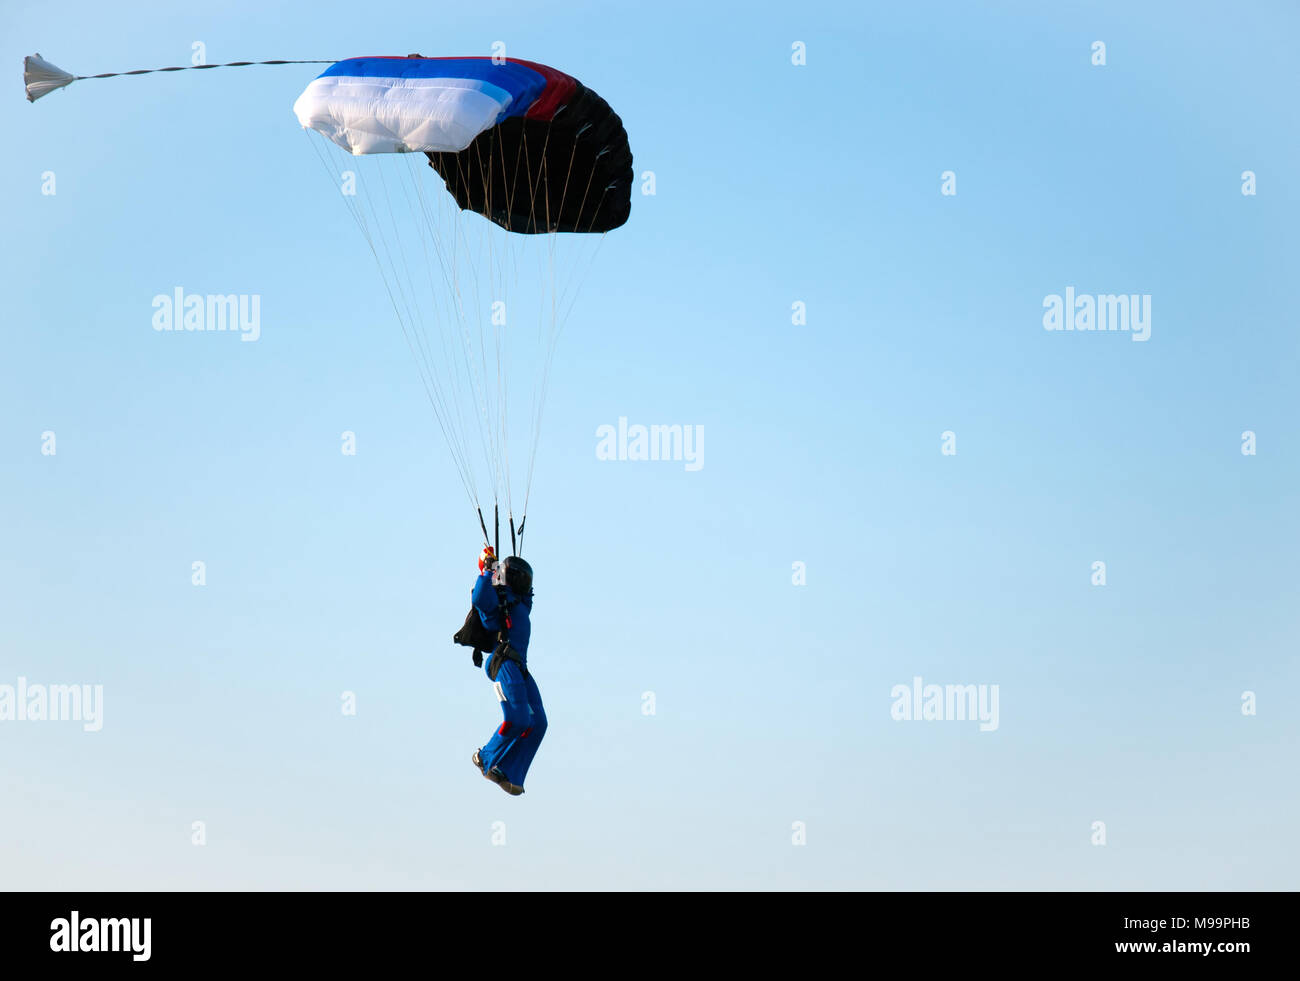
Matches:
[[2, 0, 1297, 889]]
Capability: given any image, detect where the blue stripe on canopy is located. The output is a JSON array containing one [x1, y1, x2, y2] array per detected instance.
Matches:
[[319, 57, 548, 118]]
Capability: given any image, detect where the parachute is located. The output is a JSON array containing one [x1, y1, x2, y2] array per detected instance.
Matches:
[[294, 56, 633, 552], [22, 50, 629, 552]]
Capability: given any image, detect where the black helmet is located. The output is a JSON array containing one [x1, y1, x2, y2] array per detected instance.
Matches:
[[502, 555, 533, 596]]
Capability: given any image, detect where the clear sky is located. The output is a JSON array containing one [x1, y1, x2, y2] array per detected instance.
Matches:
[[2, 0, 1297, 890]]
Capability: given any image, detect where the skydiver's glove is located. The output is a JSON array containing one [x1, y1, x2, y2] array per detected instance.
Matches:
[[478, 545, 497, 574], [472, 650, 484, 668]]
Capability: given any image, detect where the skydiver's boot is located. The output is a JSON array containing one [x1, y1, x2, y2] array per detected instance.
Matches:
[[473, 750, 501, 785], [487, 766, 525, 796]]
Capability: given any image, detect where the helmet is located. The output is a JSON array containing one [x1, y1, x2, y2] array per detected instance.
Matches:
[[502, 555, 533, 596]]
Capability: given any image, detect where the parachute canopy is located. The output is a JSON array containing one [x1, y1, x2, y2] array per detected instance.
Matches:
[[293, 56, 631, 233], [23, 53, 75, 101]]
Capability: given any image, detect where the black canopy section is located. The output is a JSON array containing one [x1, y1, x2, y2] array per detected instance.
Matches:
[[426, 83, 633, 235]]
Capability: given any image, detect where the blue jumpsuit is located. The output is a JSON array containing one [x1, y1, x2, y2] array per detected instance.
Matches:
[[473, 571, 547, 788]]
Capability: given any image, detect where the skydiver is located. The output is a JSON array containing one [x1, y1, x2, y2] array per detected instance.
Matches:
[[468, 545, 546, 796]]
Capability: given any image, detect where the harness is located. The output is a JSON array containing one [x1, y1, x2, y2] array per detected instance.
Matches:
[[486, 586, 528, 680], [452, 585, 527, 679]]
